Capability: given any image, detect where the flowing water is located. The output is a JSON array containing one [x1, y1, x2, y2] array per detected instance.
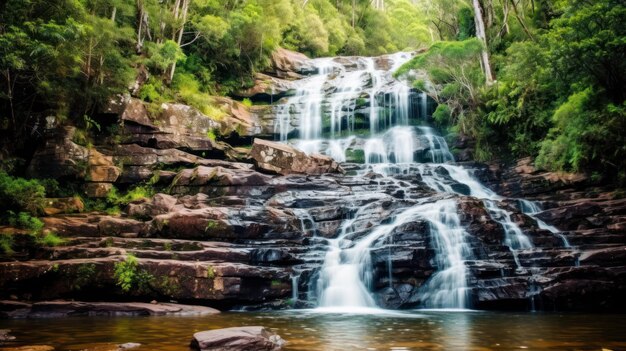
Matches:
[[275, 53, 549, 310], [2, 311, 624, 350]]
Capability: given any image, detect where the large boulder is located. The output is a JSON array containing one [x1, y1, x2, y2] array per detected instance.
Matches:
[[250, 139, 343, 176], [269, 48, 310, 78], [190, 326, 285, 351], [233, 74, 295, 102]]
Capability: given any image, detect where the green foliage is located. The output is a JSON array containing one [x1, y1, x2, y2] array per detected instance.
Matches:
[[114, 254, 154, 293], [242, 98, 253, 108], [8, 212, 44, 233], [397, 39, 484, 132], [35, 232, 66, 247], [0, 235, 14, 255], [0, 172, 46, 215], [106, 185, 154, 206], [206, 266, 216, 280], [432, 104, 452, 126], [457, 7, 475, 40]]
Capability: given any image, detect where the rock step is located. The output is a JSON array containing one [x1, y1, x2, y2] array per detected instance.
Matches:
[[0, 257, 292, 303]]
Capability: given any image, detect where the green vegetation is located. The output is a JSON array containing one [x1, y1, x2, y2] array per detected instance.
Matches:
[[71, 263, 97, 290], [7, 211, 44, 233], [0, 0, 433, 157], [0, 0, 623, 185], [34, 232, 66, 247], [0, 172, 45, 215], [398, 0, 626, 183], [113, 254, 154, 293], [0, 234, 14, 255]]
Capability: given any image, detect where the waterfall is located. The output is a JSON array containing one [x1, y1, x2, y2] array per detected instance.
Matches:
[[317, 199, 471, 310], [416, 200, 472, 309], [270, 51, 563, 312], [519, 199, 571, 247]]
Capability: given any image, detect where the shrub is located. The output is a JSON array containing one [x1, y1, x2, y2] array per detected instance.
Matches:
[[0, 172, 45, 215], [114, 254, 154, 293], [8, 211, 44, 233], [107, 186, 154, 206]]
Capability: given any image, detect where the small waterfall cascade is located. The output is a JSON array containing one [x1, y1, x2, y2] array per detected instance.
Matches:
[[270, 52, 565, 311], [416, 200, 472, 309], [317, 199, 471, 310], [519, 199, 571, 248]]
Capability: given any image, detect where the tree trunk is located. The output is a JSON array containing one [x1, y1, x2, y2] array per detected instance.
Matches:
[[509, 0, 535, 40], [472, 0, 495, 84]]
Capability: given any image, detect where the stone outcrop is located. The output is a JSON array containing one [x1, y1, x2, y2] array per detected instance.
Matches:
[[233, 73, 295, 102], [269, 48, 309, 79], [26, 127, 121, 198], [250, 139, 343, 175], [190, 326, 285, 351], [0, 301, 218, 318]]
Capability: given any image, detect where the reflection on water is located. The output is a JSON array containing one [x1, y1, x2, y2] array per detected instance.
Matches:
[[1, 310, 625, 350]]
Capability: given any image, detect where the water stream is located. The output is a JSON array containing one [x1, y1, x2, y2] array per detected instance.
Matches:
[[275, 52, 552, 311]]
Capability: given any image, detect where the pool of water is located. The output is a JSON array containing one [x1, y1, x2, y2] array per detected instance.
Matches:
[[1, 309, 625, 350]]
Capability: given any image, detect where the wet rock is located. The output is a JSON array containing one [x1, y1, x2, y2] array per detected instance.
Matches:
[[0, 301, 219, 319], [251, 139, 343, 176], [250, 248, 298, 266], [171, 166, 271, 188], [0, 346, 55, 351], [72, 343, 141, 351], [190, 326, 286, 351], [0, 329, 15, 342]]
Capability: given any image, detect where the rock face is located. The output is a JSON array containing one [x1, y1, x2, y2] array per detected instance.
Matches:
[[26, 127, 121, 198], [250, 139, 343, 175], [190, 326, 285, 351]]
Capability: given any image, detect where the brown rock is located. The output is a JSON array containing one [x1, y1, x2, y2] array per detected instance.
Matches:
[[84, 183, 113, 198], [190, 326, 285, 351], [270, 48, 309, 78], [43, 197, 84, 216], [250, 139, 343, 176]]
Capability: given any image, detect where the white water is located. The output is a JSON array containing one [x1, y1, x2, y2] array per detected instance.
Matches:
[[519, 199, 571, 247], [272, 52, 564, 311], [317, 199, 471, 310]]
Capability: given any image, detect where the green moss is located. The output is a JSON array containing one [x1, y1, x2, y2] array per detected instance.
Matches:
[[206, 266, 216, 279], [35, 232, 66, 247], [242, 98, 253, 107], [345, 149, 366, 163]]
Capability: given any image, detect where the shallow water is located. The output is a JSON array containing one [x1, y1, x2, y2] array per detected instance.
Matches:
[[1, 310, 625, 350]]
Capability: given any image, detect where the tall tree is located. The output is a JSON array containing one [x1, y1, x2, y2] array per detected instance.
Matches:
[[471, 0, 495, 84]]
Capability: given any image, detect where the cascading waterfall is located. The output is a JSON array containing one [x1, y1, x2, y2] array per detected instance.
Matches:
[[273, 52, 563, 311], [317, 199, 471, 310]]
